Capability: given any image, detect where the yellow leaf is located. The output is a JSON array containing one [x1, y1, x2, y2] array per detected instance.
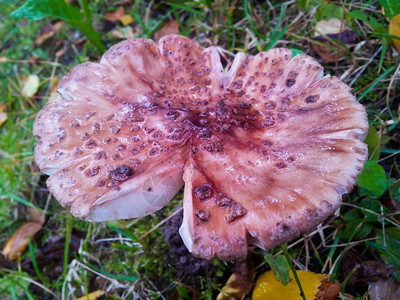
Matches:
[[389, 14, 400, 52], [22, 74, 40, 98], [75, 290, 105, 300], [252, 270, 328, 300], [0, 103, 8, 127], [216, 257, 255, 300], [120, 14, 134, 26], [2, 222, 43, 260]]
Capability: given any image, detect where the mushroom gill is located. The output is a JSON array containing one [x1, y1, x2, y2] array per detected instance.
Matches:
[[33, 35, 368, 259]]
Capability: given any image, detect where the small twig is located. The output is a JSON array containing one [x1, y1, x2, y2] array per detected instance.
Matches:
[[16, 275, 60, 299], [349, 45, 382, 87], [0, 57, 63, 66]]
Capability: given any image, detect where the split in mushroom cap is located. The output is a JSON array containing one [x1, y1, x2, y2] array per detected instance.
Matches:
[[34, 35, 368, 260]]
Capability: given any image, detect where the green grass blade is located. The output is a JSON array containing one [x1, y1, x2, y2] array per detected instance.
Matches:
[[2, 193, 43, 211], [357, 65, 396, 102], [281, 244, 306, 300], [85, 261, 137, 282]]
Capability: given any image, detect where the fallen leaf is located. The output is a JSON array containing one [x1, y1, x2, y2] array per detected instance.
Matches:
[[34, 21, 63, 46], [216, 256, 255, 300], [315, 280, 341, 300], [2, 222, 43, 260], [75, 290, 105, 300], [0, 102, 8, 127], [111, 27, 135, 40], [154, 20, 180, 42], [172, 283, 201, 300], [55, 49, 65, 58], [389, 14, 400, 52], [368, 277, 400, 300], [252, 270, 328, 300], [312, 18, 357, 63], [120, 14, 134, 26], [28, 208, 45, 225], [105, 7, 125, 22], [47, 77, 62, 104], [22, 74, 40, 98], [339, 250, 396, 295], [49, 76, 59, 94], [314, 18, 348, 37]]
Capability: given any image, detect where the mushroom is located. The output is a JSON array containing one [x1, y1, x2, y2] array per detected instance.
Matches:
[[34, 35, 368, 259]]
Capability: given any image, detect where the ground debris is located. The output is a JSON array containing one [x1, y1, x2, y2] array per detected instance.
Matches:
[[340, 250, 396, 295]]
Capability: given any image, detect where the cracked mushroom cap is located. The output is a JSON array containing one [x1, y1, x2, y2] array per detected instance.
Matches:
[[34, 35, 368, 260]]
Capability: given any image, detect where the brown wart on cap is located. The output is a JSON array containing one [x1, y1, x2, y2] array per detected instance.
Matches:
[[33, 35, 368, 260]]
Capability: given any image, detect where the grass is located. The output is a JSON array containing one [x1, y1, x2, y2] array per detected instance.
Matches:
[[0, 0, 399, 299]]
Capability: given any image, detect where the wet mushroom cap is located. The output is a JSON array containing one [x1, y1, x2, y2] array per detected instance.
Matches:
[[34, 35, 368, 260]]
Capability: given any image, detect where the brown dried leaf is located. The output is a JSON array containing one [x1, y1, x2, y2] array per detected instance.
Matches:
[[154, 20, 179, 42], [50, 75, 59, 94], [314, 280, 341, 300], [312, 18, 357, 63], [35, 21, 64, 46], [339, 251, 396, 295], [389, 14, 400, 52], [2, 222, 42, 260], [105, 7, 125, 22], [28, 208, 45, 225], [368, 278, 400, 300], [217, 256, 255, 300]]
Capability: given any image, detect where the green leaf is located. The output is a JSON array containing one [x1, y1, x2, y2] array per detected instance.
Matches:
[[360, 199, 390, 220], [349, 10, 385, 33], [314, 0, 343, 21], [67, 19, 105, 52], [339, 221, 373, 241], [176, 286, 191, 300], [10, 0, 83, 21], [379, 0, 400, 19], [290, 48, 305, 57], [338, 209, 374, 241], [388, 178, 400, 203], [264, 254, 291, 285], [10, 0, 105, 52], [370, 227, 400, 273], [296, 0, 310, 11], [357, 160, 387, 196]]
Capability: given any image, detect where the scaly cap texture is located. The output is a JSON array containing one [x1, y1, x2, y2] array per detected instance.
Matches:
[[34, 35, 368, 259]]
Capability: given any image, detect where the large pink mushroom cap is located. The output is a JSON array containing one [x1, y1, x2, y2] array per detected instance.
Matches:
[[34, 35, 368, 259]]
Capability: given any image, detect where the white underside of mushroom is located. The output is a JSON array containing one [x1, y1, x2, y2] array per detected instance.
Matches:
[[87, 163, 184, 222]]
